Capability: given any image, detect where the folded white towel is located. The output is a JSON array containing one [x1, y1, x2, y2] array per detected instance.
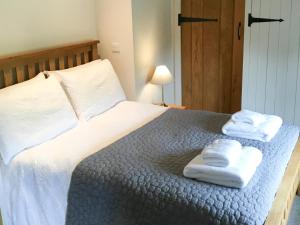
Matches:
[[202, 139, 242, 167], [183, 146, 262, 188], [222, 115, 283, 142], [232, 109, 266, 126]]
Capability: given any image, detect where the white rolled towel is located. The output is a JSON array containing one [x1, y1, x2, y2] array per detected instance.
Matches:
[[202, 139, 242, 167], [232, 109, 266, 127], [222, 115, 283, 142], [183, 146, 262, 188]]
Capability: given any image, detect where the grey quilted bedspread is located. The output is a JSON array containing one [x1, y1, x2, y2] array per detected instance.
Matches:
[[66, 109, 299, 225]]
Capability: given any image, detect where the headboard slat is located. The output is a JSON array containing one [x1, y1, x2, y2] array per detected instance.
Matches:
[[59, 56, 65, 70], [39, 61, 45, 73], [84, 51, 89, 63], [28, 64, 36, 79], [49, 58, 56, 71], [76, 54, 81, 66], [0, 40, 100, 89], [0, 71, 4, 88], [16, 66, 25, 83], [92, 44, 99, 60], [4, 69, 13, 87], [68, 56, 74, 68]]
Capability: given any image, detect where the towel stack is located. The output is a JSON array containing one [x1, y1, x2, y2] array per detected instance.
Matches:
[[183, 139, 262, 188], [222, 109, 283, 142]]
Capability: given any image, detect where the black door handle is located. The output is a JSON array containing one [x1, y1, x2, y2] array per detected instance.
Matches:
[[248, 13, 284, 27], [178, 14, 218, 26], [237, 22, 242, 40]]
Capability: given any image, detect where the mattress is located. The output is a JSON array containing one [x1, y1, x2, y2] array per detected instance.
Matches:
[[0, 101, 167, 225]]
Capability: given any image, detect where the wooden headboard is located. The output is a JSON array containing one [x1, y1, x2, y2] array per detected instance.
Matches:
[[0, 40, 100, 89]]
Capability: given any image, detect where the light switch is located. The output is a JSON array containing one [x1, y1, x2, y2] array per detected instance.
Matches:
[[112, 42, 120, 53]]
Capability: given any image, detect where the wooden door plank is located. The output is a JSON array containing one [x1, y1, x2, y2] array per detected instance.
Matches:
[[231, 0, 245, 113], [284, 0, 300, 123], [243, 0, 300, 126], [274, 0, 292, 118], [191, 0, 204, 109], [296, 73, 300, 125], [255, 0, 271, 113], [264, 0, 281, 115], [182, 0, 244, 113], [181, 0, 193, 108], [241, 0, 252, 110], [219, 0, 235, 113], [295, 18, 300, 126], [247, 0, 261, 111], [202, 0, 221, 112]]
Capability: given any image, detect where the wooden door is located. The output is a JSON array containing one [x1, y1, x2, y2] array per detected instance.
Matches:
[[181, 0, 245, 113], [243, 0, 300, 126]]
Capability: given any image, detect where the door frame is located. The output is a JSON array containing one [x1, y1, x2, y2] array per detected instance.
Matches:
[[171, 0, 182, 105]]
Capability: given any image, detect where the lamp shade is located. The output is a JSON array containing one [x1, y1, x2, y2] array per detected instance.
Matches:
[[151, 65, 173, 85]]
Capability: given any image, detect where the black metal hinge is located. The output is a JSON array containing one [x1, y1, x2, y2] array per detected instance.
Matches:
[[248, 13, 284, 27], [178, 14, 218, 26]]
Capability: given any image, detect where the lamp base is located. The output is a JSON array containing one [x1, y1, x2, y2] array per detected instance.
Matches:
[[160, 102, 168, 107]]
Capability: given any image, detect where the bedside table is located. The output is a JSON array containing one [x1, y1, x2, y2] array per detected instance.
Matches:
[[167, 104, 187, 110]]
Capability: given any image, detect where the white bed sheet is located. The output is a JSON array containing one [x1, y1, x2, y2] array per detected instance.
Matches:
[[0, 101, 166, 225]]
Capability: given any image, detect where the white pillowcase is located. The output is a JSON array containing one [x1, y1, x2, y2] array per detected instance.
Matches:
[[0, 75, 78, 164], [47, 59, 126, 121]]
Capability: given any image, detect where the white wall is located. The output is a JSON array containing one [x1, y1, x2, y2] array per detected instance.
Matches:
[[96, 0, 179, 104], [243, 0, 300, 126], [0, 0, 98, 56], [132, 0, 175, 104], [95, 0, 136, 100], [0, 0, 180, 104]]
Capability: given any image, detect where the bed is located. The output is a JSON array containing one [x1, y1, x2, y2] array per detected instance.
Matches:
[[0, 40, 299, 225]]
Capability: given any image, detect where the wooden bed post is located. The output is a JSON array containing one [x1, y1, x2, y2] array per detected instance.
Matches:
[[92, 43, 99, 60]]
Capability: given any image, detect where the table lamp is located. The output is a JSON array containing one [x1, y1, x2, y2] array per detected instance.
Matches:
[[151, 65, 173, 107]]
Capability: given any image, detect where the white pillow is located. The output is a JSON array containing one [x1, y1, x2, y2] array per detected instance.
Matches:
[[47, 59, 126, 121], [0, 75, 78, 164]]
